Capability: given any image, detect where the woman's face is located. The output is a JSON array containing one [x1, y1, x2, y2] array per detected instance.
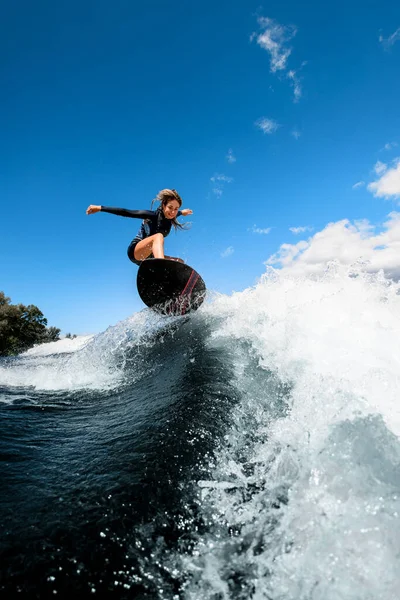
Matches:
[[163, 199, 180, 219]]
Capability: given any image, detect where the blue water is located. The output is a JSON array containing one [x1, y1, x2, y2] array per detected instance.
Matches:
[[1, 270, 400, 599]]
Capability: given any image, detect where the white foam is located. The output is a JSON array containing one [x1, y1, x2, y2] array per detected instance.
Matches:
[[206, 263, 400, 438], [185, 264, 400, 599], [0, 310, 173, 392], [23, 335, 94, 356]]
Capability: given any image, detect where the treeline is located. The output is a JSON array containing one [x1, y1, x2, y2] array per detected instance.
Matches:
[[0, 291, 62, 356]]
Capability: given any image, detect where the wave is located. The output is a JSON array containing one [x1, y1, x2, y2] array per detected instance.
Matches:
[[0, 311, 183, 392], [180, 265, 400, 599], [1, 264, 400, 598]]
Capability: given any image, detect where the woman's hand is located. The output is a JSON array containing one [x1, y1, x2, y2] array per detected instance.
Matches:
[[181, 209, 193, 216], [86, 205, 101, 215]]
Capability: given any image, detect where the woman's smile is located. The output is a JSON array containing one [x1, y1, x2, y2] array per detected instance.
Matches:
[[164, 200, 180, 219]]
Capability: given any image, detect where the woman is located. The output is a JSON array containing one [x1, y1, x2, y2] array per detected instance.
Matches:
[[86, 189, 193, 265]]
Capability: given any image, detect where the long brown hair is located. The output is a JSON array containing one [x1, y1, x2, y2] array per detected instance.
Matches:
[[151, 188, 185, 230]]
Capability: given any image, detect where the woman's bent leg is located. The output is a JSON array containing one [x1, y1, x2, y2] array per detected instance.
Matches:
[[134, 233, 165, 261]]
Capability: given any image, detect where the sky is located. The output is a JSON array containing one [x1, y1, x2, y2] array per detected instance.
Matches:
[[1, 0, 400, 334]]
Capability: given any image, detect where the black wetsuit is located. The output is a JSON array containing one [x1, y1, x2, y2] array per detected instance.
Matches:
[[100, 206, 182, 265]]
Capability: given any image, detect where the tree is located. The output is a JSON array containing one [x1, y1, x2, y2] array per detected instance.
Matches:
[[0, 291, 10, 307], [0, 293, 21, 355], [40, 326, 62, 343], [0, 292, 61, 356]]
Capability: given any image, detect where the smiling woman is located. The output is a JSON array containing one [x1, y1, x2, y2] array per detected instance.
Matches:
[[86, 189, 193, 266]]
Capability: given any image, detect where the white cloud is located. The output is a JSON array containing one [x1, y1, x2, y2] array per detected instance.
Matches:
[[379, 27, 400, 49], [374, 160, 387, 175], [252, 225, 272, 235], [255, 117, 280, 134], [211, 174, 233, 183], [251, 16, 304, 101], [252, 16, 296, 72], [352, 181, 365, 189], [267, 240, 309, 268], [226, 149, 236, 163], [289, 226, 313, 234], [382, 142, 398, 151], [291, 128, 301, 139], [287, 69, 302, 102], [368, 158, 400, 199], [221, 246, 234, 258], [266, 213, 400, 280], [210, 173, 233, 197]]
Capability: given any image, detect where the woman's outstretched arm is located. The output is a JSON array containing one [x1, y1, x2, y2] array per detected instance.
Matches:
[[86, 205, 155, 218]]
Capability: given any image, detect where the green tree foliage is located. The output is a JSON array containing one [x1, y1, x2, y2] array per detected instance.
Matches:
[[42, 326, 62, 342], [0, 291, 61, 356]]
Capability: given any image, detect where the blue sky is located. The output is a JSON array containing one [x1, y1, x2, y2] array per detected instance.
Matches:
[[1, 0, 400, 333]]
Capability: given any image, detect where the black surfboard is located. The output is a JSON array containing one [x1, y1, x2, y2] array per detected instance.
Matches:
[[137, 259, 206, 316]]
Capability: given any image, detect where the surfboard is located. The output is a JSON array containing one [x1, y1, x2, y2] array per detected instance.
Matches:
[[137, 259, 206, 316]]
